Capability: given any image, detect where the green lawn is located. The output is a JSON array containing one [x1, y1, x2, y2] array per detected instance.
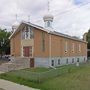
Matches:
[[24, 67, 52, 72], [0, 63, 90, 90]]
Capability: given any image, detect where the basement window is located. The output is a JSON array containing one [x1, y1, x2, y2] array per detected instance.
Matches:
[[58, 59, 60, 65], [72, 58, 74, 63], [84, 57, 86, 62], [51, 60, 54, 66], [66, 59, 68, 64], [77, 58, 79, 62]]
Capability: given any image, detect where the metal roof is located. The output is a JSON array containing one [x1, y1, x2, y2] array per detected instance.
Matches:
[[9, 21, 87, 43]]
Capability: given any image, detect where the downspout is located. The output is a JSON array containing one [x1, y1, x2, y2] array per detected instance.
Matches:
[[21, 30, 23, 57], [49, 33, 56, 69], [49, 33, 51, 67]]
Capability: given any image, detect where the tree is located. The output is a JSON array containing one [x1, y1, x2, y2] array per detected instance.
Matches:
[[86, 29, 90, 57], [0, 28, 11, 57], [86, 29, 90, 49]]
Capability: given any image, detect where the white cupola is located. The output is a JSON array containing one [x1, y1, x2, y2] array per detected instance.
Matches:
[[43, 0, 54, 29], [43, 13, 54, 28]]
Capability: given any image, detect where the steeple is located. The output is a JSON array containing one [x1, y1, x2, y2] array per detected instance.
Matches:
[[27, 15, 30, 23], [43, 0, 54, 29], [12, 14, 19, 32]]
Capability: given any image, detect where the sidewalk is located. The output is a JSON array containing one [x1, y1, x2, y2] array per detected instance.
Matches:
[[0, 71, 4, 74], [0, 79, 39, 90]]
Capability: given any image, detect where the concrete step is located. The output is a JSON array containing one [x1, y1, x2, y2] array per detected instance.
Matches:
[[0, 57, 30, 72]]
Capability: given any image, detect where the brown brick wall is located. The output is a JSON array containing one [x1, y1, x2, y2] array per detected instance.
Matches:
[[51, 35, 63, 57], [34, 30, 87, 58], [34, 29, 49, 57], [10, 31, 21, 57], [10, 26, 87, 58]]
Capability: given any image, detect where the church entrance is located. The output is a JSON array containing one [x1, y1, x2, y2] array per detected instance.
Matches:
[[23, 46, 32, 57]]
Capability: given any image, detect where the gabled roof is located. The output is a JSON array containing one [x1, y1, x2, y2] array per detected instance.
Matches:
[[9, 21, 51, 39], [9, 21, 87, 43]]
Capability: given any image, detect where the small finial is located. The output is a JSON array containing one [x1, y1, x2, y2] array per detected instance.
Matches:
[[48, 0, 52, 12], [28, 15, 30, 23], [15, 14, 18, 21], [48, 0, 50, 12]]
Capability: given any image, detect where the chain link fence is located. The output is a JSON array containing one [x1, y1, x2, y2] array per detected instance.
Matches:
[[5, 65, 73, 83]]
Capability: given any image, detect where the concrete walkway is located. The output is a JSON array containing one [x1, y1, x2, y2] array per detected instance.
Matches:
[[0, 79, 39, 90], [0, 71, 4, 74]]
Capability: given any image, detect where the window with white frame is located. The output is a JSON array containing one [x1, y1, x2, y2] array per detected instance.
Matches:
[[22, 26, 34, 40], [25, 26, 29, 39], [28, 26, 34, 39], [65, 41, 68, 53]]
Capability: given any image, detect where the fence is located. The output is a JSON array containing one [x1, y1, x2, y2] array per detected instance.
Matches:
[[1, 62, 89, 83], [6, 65, 74, 83], [88, 57, 90, 60]]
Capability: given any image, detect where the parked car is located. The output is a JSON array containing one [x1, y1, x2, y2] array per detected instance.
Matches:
[[2, 55, 11, 61]]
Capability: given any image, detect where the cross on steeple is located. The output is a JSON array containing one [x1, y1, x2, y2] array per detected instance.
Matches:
[[28, 15, 30, 23], [15, 14, 18, 21], [48, 0, 50, 12], [47, 0, 53, 12]]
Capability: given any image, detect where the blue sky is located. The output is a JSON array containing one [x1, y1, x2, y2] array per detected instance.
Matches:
[[73, 0, 90, 5], [74, 0, 83, 5], [0, 0, 90, 38], [74, 0, 82, 5]]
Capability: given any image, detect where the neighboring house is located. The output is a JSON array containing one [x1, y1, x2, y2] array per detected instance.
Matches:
[[9, 13, 87, 68]]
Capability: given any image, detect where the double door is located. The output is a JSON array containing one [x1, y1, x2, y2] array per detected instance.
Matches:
[[23, 46, 32, 57]]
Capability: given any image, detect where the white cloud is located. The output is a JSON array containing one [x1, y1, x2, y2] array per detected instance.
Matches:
[[0, 0, 90, 37]]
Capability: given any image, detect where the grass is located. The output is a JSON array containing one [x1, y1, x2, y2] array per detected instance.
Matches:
[[0, 63, 90, 90], [24, 67, 52, 72]]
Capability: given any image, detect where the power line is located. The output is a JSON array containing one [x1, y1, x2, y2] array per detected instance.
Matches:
[[51, 2, 90, 12], [34, 2, 90, 23], [53, 2, 90, 17]]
